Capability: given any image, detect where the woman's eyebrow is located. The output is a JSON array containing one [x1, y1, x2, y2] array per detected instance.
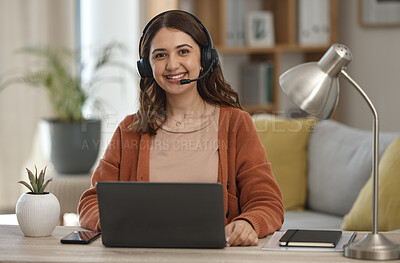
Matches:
[[152, 44, 193, 54], [176, 44, 193, 49], [152, 48, 166, 54]]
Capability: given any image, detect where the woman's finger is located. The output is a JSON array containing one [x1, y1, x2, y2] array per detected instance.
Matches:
[[226, 221, 244, 246]]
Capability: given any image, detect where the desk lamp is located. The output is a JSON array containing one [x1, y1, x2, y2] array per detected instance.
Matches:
[[279, 43, 400, 260]]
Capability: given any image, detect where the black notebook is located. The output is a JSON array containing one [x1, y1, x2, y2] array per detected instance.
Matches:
[[279, 229, 342, 248]]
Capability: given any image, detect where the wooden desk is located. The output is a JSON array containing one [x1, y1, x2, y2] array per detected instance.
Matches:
[[1, 225, 399, 262]]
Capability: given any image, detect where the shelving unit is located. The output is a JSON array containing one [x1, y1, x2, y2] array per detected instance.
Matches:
[[194, 0, 338, 114], [147, 0, 338, 114]]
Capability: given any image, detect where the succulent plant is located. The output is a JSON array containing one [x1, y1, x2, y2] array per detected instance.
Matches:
[[18, 166, 52, 194]]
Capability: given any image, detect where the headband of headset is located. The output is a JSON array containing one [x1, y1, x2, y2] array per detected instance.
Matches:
[[137, 10, 219, 79]]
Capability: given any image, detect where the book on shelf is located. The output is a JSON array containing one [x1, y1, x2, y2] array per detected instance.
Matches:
[[226, 0, 245, 46], [279, 229, 342, 248], [298, 0, 330, 45], [241, 62, 274, 106]]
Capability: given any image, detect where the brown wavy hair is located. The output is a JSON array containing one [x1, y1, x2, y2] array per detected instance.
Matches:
[[131, 10, 242, 135]]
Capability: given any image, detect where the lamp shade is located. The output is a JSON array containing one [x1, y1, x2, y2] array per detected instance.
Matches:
[[279, 44, 352, 119]]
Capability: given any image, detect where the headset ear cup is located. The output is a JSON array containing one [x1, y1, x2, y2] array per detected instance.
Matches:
[[201, 46, 219, 72], [137, 58, 153, 78], [211, 48, 219, 70], [200, 47, 210, 71]]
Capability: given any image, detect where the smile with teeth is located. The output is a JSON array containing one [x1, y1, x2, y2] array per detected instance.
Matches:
[[166, 73, 185, 79]]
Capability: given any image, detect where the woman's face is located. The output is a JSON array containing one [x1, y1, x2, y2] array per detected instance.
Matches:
[[149, 27, 202, 96]]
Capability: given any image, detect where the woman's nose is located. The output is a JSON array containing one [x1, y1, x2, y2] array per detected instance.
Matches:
[[166, 55, 180, 71]]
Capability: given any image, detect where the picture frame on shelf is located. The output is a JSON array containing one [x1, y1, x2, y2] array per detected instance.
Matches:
[[360, 0, 400, 27], [245, 11, 275, 46]]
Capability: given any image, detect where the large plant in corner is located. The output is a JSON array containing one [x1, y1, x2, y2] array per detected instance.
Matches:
[[0, 43, 133, 174], [16, 166, 60, 237]]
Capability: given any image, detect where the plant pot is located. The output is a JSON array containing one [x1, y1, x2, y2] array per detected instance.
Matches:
[[15, 192, 60, 237], [39, 119, 101, 174]]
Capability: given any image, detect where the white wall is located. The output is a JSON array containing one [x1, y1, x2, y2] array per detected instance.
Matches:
[[80, 0, 141, 154], [337, 0, 400, 132], [0, 0, 76, 212]]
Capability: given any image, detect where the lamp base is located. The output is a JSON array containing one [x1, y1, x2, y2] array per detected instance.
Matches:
[[344, 233, 400, 260]]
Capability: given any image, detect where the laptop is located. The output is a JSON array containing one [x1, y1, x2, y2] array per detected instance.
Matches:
[[96, 182, 226, 248]]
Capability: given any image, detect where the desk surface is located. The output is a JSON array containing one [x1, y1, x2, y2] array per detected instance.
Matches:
[[1, 225, 399, 263]]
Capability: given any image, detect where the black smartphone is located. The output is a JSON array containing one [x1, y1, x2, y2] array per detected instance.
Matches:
[[60, 231, 101, 244]]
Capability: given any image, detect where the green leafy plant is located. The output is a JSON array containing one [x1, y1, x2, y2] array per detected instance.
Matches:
[[18, 166, 52, 194], [0, 42, 133, 122]]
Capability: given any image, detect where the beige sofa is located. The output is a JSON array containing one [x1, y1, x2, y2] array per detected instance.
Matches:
[[253, 116, 400, 231]]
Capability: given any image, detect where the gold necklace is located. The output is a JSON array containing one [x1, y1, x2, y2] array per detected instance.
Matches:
[[166, 102, 206, 127]]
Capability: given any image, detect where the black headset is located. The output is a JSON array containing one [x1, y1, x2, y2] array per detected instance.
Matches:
[[136, 10, 219, 84]]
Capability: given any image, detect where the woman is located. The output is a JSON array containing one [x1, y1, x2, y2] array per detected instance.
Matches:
[[78, 10, 284, 247]]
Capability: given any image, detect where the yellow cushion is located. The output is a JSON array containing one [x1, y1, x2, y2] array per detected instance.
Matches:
[[342, 136, 400, 231], [253, 115, 317, 210]]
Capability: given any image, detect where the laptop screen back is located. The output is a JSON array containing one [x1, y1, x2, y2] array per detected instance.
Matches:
[[97, 182, 226, 248]]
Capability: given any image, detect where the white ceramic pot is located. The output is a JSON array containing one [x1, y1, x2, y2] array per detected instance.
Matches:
[[16, 192, 60, 237]]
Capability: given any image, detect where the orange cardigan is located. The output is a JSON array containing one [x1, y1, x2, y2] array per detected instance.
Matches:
[[78, 105, 284, 237]]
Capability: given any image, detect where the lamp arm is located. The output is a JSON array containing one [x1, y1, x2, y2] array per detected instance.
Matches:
[[340, 69, 379, 235]]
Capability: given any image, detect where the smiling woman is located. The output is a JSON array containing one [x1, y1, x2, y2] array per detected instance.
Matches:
[[149, 28, 202, 98], [78, 10, 284, 247], [134, 10, 234, 134]]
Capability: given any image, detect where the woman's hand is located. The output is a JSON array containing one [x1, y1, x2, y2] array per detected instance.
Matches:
[[225, 220, 258, 247]]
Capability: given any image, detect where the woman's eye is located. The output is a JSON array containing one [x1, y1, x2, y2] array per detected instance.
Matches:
[[154, 53, 166, 59], [179, 49, 189, 55]]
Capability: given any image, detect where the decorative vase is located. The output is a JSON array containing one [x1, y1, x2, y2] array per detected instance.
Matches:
[[16, 192, 60, 237]]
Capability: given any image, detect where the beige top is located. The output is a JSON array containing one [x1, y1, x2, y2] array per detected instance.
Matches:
[[149, 105, 220, 183]]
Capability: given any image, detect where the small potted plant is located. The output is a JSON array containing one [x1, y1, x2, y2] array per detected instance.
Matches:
[[16, 166, 60, 237]]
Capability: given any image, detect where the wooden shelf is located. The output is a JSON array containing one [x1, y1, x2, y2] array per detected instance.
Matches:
[[216, 44, 334, 55], [193, 0, 338, 114]]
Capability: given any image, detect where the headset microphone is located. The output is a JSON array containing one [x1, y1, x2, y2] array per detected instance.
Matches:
[[179, 61, 215, 85]]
